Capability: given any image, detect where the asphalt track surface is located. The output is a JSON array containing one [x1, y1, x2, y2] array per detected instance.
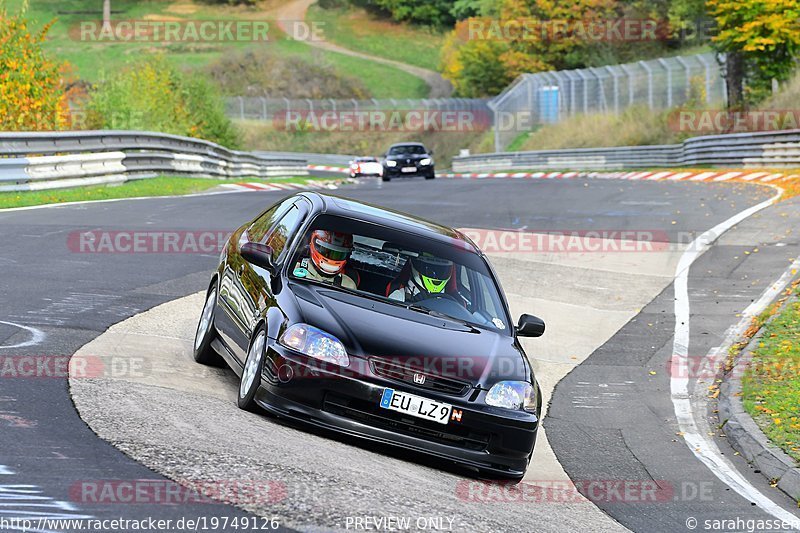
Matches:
[[1, 177, 799, 532]]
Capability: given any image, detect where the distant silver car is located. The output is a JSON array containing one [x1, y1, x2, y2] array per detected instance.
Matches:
[[349, 157, 383, 178]]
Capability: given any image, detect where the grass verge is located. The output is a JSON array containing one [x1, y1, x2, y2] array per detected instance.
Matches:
[[9, 0, 426, 98], [742, 284, 800, 462], [0, 175, 333, 209], [307, 5, 444, 72]]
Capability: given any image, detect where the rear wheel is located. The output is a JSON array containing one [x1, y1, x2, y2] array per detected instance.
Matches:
[[238, 326, 267, 412], [194, 287, 223, 366]]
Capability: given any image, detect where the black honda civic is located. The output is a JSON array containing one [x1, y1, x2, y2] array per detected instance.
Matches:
[[193, 192, 545, 480]]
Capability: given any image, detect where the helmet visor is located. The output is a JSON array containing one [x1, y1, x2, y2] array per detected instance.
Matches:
[[412, 255, 453, 280], [314, 239, 351, 262]]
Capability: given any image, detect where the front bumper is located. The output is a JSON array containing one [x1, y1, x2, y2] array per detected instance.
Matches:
[[256, 343, 539, 477], [383, 165, 434, 178]]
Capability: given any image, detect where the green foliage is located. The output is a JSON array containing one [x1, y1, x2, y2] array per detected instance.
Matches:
[[709, 0, 800, 105], [351, 0, 455, 27], [205, 48, 371, 99], [86, 55, 239, 148]]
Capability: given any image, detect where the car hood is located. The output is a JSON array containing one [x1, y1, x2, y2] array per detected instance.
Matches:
[[385, 153, 429, 162], [288, 283, 529, 388]]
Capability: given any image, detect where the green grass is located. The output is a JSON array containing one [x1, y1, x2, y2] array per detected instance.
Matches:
[[742, 286, 800, 463], [307, 4, 445, 72], [0, 175, 335, 209], [8, 0, 426, 98], [272, 38, 428, 98]]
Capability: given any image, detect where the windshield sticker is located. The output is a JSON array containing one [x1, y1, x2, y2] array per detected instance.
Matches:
[[492, 318, 506, 330], [293, 267, 308, 278]]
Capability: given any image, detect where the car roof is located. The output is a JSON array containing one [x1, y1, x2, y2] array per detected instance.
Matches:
[[299, 192, 478, 251], [388, 142, 426, 148]]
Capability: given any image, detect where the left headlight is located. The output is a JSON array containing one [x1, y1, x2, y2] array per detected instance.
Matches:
[[485, 381, 537, 412], [419, 158, 432, 166], [280, 323, 349, 367], [385, 160, 397, 167]]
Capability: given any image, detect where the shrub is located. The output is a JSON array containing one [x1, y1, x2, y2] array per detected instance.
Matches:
[[205, 49, 371, 99], [0, 7, 68, 130], [86, 56, 239, 148]]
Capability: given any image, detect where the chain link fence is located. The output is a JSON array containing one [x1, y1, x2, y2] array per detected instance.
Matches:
[[489, 52, 726, 151], [224, 97, 493, 122]]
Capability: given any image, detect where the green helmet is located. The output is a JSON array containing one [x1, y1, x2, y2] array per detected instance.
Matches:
[[410, 254, 453, 294]]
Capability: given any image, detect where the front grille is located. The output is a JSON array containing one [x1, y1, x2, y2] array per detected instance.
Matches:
[[323, 394, 489, 451], [370, 358, 471, 397]]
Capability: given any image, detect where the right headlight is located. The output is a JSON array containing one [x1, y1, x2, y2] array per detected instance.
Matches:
[[385, 160, 397, 167], [485, 380, 537, 412], [279, 323, 349, 367]]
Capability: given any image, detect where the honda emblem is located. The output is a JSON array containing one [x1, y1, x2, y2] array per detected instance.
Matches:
[[413, 373, 426, 385]]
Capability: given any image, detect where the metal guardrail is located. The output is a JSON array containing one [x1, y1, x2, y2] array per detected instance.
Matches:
[[0, 131, 308, 192], [452, 129, 800, 172]]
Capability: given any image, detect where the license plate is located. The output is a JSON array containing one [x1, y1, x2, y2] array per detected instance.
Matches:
[[401, 167, 416, 173], [379, 388, 452, 425]]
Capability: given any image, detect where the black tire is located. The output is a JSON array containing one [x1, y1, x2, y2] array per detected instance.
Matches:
[[382, 176, 391, 182], [425, 170, 435, 180], [193, 287, 224, 366], [238, 325, 267, 412]]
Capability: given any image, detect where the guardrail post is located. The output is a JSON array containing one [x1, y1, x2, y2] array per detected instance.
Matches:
[[238, 97, 245, 120]]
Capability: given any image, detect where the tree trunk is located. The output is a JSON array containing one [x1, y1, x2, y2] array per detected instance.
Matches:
[[725, 51, 745, 111], [102, 0, 111, 32]]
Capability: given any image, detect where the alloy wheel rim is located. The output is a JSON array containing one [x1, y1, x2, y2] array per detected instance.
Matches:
[[240, 332, 264, 399], [195, 289, 216, 351]]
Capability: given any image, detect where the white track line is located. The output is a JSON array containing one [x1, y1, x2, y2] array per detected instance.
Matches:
[[670, 186, 799, 523]]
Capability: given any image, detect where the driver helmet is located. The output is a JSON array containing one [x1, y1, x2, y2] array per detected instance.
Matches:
[[409, 254, 453, 294], [310, 230, 353, 276]]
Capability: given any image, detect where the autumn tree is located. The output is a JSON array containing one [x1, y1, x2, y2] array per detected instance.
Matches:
[[708, 0, 800, 107], [0, 7, 68, 130]]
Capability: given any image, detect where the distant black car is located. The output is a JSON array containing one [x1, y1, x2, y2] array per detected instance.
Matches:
[[193, 192, 544, 480], [382, 142, 435, 181]]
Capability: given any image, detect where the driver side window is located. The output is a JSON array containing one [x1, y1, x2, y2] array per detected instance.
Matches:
[[247, 198, 296, 243]]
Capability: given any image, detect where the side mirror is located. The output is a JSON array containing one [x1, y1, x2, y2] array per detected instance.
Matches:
[[241, 242, 276, 274], [429, 148, 434, 155], [516, 314, 545, 337]]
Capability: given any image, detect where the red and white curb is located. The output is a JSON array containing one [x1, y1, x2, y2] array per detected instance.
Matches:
[[308, 165, 350, 174], [439, 170, 799, 183], [219, 180, 338, 192]]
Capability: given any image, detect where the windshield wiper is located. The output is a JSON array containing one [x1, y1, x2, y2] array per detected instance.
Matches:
[[405, 304, 479, 332]]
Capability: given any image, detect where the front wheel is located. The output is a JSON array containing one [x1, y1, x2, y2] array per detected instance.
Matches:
[[382, 176, 391, 182], [425, 171, 435, 180], [238, 326, 267, 412], [194, 287, 223, 366]]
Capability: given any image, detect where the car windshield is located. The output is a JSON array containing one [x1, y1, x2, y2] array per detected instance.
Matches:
[[388, 145, 426, 155], [288, 214, 511, 334], [355, 157, 377, 162]]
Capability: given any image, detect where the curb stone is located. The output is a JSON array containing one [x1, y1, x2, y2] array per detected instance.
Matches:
[[718, 292, 800, 503]]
